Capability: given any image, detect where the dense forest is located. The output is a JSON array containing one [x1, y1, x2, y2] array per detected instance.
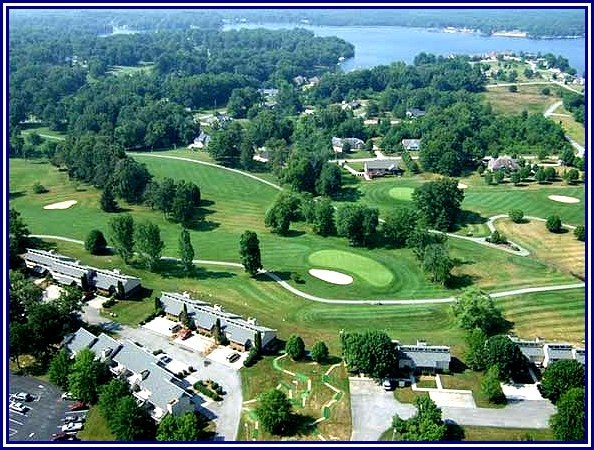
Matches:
[[10, 8, 585, 38]]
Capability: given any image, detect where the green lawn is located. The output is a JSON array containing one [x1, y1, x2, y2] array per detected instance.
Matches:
[[482, 84, 558, 115], [77, 406, 115, 441], [379, 425, 555, 441], [21, 126, 67, 141]]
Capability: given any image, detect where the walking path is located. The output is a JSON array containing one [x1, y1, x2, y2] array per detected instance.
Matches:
[[543, 100, 563, 118], [30, 234, 584, 305], [542, 100, 585, 157]]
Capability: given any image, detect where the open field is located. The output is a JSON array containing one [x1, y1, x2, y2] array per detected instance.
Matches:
[[551, 106, 585, 147], [482, 84, 558, 115], [107, 62, 154, 77], [495, 218, 585, 278], [20, 126, 67, 141]]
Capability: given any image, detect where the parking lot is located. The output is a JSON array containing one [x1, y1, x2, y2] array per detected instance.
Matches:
[[8, 373, 80, 441]]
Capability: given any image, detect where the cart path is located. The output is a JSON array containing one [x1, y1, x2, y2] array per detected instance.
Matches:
[[28, 235, 584, 306]]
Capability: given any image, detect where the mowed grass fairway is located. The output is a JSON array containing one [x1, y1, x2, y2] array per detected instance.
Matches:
[[482, 84, 557, 115], [388, 186, 414, 201], [308, 250, 394, 287], [495, 218, 585, 278]]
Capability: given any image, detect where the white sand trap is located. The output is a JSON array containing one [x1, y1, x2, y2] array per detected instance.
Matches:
[[457, 183, 468, 189], [548, 195, 580, 204], [309, 269, 353, 285], [43, 200, 78, 210]]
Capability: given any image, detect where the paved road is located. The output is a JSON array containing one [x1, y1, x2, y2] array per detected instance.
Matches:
[[30, 234, 584, 306], [566, 135, 585, 158], [349, 378, 556, 441]]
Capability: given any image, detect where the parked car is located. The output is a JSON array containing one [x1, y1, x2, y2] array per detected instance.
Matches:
[[68, 401, 87, 411], [158, 354, 171, 364], [61, 422, 83, 432], [51, 432, 79, 441], [12, 392, 32, 402], [382, 379, 394, 391], [61, 392, 74, 400], [226, 352, 240, 363], [9, 401, 28, 413], [179, 329, 192, 340], [168, 323, 182, 333], [62, 415, 85, 423]]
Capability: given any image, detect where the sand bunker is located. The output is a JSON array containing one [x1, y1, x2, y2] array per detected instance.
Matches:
[[548, 195, 580, 204], [457, 183, 468, 189], [308, 269, 354, 285], [43, 200, 78, 210]]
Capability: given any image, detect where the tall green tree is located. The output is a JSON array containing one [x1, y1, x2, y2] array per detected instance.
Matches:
[[110, 157, 152, 204], [85, 229, 108, 255], [412, 178, 464, 231], [134, 221, 164, 271], [239, 230, 263, 276], [100, 186, 118, 212], [178, 228, 195, 275], [550, 388, 585, 441], [98, 378, 130, 425], [539, 360, 585, 404], [9, 208, 30, 267], [335, 204, 378, 247], [392, 396, 447, 441], [68, 348, 110, 404], [315, 164, 342, 197], [422, 243, 454, 285], [464, 328, 488, 371], [574, 224, 585, 241], [111, 396, 155, 441], [481, 365, 507, 404], [450, 288, 507, 336], [546, 215, 563, 233], [311, 341, 329, 363], [340, 330, 398, 379], [156, 412, 210, 441], [255, 389, 294, 435], [382, 208, 417, 248], [285, 335, 305, 360], [485, 335, 530, 382], [108, 214, 135, 263], [9, 323, 31, 370]]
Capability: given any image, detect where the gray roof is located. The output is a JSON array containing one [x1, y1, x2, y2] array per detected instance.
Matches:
[[398, 344, 451, 369], [488, 157, 520, 171], [573, 349, 585, 365], [545, 343, 574, 361], [89, 268, 140, 294], [91, 333, 122, 359], [25, 249, 89, 279], [401, 139, 421, 149], [113, 341, 157, 374], [508, 337, 545, 360], [406, 108, 426, 117], [366, 160, 400, 170], [138, 363, 189, 412], [64, 328, 97, 354], [332, 137, 364, 147]]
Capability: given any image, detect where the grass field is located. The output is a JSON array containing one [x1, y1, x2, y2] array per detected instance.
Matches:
[[482, 84, 558, 115], [379, 425, 554, 441], [308, 250, 394, 287], [20, 126, 66, 141], [495, 218, 585, 278], [107, 62, 154, 77], [550, 105, 585, 147], [76, 406, 115, 441]]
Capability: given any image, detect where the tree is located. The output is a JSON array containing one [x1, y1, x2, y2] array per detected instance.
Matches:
[[564, 168, 579, 185], [285, 335, 306, 360], [239, 230, 263, 276], [573, 224, 585, 241], [109, 215, 135, 263], [465, 328, 487, 371], [68, 348, 110, 404], [487, 230, 507, 245], [481, 365, 507, 404], [100, 186, 118, 212], [534, 167, 547, 184], [254, 331, 262, 354], [508, 84, 518, 93], [157, 412, 210, 441], [508, 209, 524, 223], [48, 349, 73, 391], [98, 378, 130, 424], [110, 157, 152, 204], [315, 164, 342, 197], [484, 172, 494, 185], [412, 178, 464, 231], [340, 330, 398, 379], [485, 335, 530, 382], [134, 221, 164, 271], [546, 215, 563, 233], [85, 229, 108, 255], [450, 288, 507, 336], [550, 388, 585, 441], [382, 208, 417, 248], [510, 171, 521, 185], [311, 341, 329, 363], [255, 389, 294, 435], [539, 360, 585, 404], [9, 208, 29, 267], [9, 323, 31, 370], [422, 243, 454, 285], [111, 396, 155, 441], [544, 166, 557, 182], [493, 170, 505, 184], [392, 396, 447, 441], [178, 228, 195, 275], [311, 197, 335, 237], [541, 87, 551, 96], [336, 204, 378, 247]]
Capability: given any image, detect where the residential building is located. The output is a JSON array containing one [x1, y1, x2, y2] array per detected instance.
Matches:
[[508, 335, 585, 368], [405, 108, 426, 119], [159, 292, 277, 351], [63, 328, 194, 422], [188, 131, 211, 149], [395, 340, 451, 373], [331, 137, 365, 152], [24, 249, 141, 298], [401, 139, 421, 151], [364, 160, 402, 179], [487, 156, 520, 172], [508, 336, 545, 367]]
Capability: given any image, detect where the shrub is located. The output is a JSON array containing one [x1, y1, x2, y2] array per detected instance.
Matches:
[[546, 215, 563, 233], [285, 335, 306, 360], [243, 348, 259, 367], [508, 209, 524, 223], [486, 230, 507, 245], [102, 297, 117, 308], [85, 229, 108, 255], [574, 225, 585, 242], [32, 182, 48, 194]]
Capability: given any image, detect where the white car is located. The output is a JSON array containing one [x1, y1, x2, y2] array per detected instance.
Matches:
[[12, 392, 32, 402], [9, 401, 28, 413], [61, 392, 74, 400], [61, 422, 83, 432]]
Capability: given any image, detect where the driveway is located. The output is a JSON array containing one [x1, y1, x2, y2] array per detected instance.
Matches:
[[441, 401, 556, 429], [116, 326, 243, 441], [349, 377, 415, 441]]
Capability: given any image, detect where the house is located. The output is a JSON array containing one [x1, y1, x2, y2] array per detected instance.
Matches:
[[24, 249, 141, 298], [159, 292, 277, 351], [341, 100, 361, 110], [395, 340, 451, 373], [253, 147, 272, 163], [188, 132, 211, 149], [257, 88, 279, 97], [63, 329, 194, 422], [406, 108, 426, 119], [401, 139, 421, 151], [487, 156, 520, 172], [364, 160, 402, 179], [508, 335, 586, 368], [543, 343, 576, 368], [508, 336, 546, 367], [331, 137, 365, 152]]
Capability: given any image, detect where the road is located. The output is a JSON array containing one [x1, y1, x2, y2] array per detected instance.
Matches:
[[30, 234, 585, 306], [349, 378, 556, 441]]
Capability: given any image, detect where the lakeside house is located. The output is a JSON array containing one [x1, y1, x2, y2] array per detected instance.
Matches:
[[364, 160, 402, 179], [63, 328, 194, 422], [160, 292, 277, 352], [24, 248, 141, 298], [394, 340, 451, 373]]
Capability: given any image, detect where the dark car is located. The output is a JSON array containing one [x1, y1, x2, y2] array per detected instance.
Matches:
[[51, 432, 79, 441], [68, 401, 87, 411], [226, 352, 240, 363], [179, 329, 192, 340]]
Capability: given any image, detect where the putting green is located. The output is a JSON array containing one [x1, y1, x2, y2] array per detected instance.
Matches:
[[388, 187, 414, 201], [308, 250, 394, 287]]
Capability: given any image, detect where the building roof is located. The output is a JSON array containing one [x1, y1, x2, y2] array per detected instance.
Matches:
[[25, 249, 89, 280], [487, 156, 520, 171], [401, 139, 421, 149], [406, 108, 426, 117], [63, 328, 98, 354], [508, 336, 545, 360], [573, 348, 586, 365], [365, 160, 400, 170], [398, 344, 451, 368], [89, 268, 140, 294], [113, 340, 157, 375], [92, 333, 122, 360], [140, 365, 189, 414], [545, 343, 574, 361]]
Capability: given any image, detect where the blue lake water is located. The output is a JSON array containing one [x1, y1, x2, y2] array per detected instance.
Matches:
[[223, 23, 586, 75]]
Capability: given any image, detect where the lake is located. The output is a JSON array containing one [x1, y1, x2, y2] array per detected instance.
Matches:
[[223, 23, 586, 75]]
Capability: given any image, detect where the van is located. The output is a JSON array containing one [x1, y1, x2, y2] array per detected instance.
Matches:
[[168, 323, 182, 333]]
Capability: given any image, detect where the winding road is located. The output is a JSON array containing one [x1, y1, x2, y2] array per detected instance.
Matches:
[[28, 234, 584, 306]]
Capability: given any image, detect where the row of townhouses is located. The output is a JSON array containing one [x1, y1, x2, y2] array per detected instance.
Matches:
[[508, 335, 585, 368]]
